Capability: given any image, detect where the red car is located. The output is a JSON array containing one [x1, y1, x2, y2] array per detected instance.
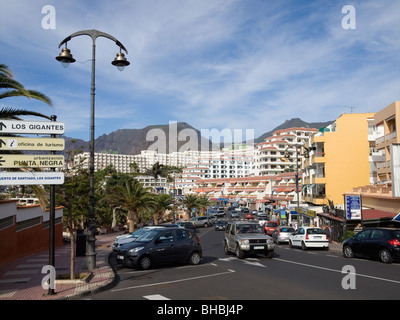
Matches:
[[264, 221, 278, 236], [245, 213, 254, 219]]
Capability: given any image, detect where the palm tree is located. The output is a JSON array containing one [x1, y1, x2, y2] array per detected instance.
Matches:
[[146, 162, 165, 193], [181, 194, 199, 221], [153, 193, 174, 225], [0, 63, 53, 119], [107, 180, 156, 232], [196, 194, 213, 216]]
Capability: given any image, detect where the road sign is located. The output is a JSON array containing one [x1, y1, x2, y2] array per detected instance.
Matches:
[[0, 137, 65, 151], [345, 195, 361, 220], [0, 119, 65, 134], [0, 155, 64, 168], [0, 172, 64, 185]]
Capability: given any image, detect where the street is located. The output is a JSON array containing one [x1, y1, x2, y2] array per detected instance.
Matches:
[[86, 218, 400, 301]]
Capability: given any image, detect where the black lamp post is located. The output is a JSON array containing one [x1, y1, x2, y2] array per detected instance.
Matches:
[[56, 29, 129, 270]]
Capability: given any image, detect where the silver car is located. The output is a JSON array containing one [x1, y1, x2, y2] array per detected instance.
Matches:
[[113, 226, 166, 251], [272, 226, 295, 244]]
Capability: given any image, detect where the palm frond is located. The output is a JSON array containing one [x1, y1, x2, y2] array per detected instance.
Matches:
[[0, 107, 51, 120]]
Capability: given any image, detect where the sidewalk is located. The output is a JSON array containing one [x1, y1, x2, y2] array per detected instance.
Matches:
[[0, 232, 122, 300]]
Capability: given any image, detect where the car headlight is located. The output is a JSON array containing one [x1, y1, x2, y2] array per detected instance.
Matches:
[[267, 239, 272, 244], [241, 239, 249, 245], [129, 247, 144, 253]]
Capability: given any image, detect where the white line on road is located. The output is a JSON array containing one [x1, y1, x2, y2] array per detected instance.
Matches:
[[143, 294, 170, 300], [112, 269, 236, 293], [274, 258, 400, 285]]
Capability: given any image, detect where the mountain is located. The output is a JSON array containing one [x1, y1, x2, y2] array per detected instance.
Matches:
[[253, 118, 334, 144], [63, 118, 334, 155], [63, 122, 213, 155]]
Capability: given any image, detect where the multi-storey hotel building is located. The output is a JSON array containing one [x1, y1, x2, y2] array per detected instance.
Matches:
[[254, 127, 318, 176]]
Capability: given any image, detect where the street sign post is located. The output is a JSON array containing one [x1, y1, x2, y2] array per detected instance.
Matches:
[[0, 155, 64, 168], [0, 137, 65, 151], [0, 172, 64, 185], [0, 119, 65, 135]]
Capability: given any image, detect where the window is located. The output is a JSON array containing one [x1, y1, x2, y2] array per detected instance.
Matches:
[[157, 231, 174, 243], [176, 229, 192, 241], [370, 230, 384, 240], [355, 230, 371, 240]]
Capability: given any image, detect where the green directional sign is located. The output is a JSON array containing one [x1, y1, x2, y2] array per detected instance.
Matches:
[[0, 137, 65, 151], [0, 155, 64, 168]]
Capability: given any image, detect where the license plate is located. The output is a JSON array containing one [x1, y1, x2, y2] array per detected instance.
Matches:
[[254, 246, 264, 249], [314, 236, 322, 239], [117, 255, 124, 260]]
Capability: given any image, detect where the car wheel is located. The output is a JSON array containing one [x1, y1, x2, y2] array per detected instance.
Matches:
[[138, 255, 151, 270], [379, 248, 393, 264], [204, 223, 208, 228], [235, 244, 245, 259], [301, 241, 307, 251], [343, 245, 353, 258], [289, 240, 293, 248], [189, 252, 201, 265]]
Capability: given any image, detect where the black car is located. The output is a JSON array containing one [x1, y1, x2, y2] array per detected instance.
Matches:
[[177, 221, 196, 231], [215, 220, 227, 231], [343, 228, 400, 263], [116, 227, 202, 269]]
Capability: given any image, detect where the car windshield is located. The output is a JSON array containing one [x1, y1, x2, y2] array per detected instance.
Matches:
[[307, 228, 325, 235], [237, 224, 263, 234], [267, 222, 277, 227], [135, 229, 161, 242]]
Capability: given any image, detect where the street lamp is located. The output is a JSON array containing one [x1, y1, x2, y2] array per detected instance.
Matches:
[[56, 29, 130, 270]]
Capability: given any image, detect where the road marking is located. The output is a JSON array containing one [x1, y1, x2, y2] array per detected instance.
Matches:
[[274, 258, 400, 285], [111, 269, 236, 292], [143, 294, 170, 300]]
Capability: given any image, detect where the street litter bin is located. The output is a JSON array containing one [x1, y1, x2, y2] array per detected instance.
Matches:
[[76, 229, 86, 257]]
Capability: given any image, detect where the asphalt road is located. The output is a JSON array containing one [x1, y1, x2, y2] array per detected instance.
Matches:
[[87, 220, 400, 301]]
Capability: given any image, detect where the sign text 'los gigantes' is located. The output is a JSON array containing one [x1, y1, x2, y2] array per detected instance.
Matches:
[[0, 119, 65, 134]]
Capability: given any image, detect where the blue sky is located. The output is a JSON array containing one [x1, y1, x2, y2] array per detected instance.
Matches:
[[0, 0, 399, 143]]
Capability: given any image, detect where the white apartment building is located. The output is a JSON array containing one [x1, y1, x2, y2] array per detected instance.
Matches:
[[73, 145, 256, 175], [176, 153, 255, 194], [254, 127, 318, 176]]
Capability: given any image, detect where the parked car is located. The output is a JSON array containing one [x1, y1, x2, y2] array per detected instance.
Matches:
[[289, 227, 329, 250], [112, 226, 165, 251], [177, 221, 196, 231], [257, 211, 268, 218], [216, 208, 225, 217], [223, 221, 275, 259], [264, 221, 278, 236], [215, 220, 228, 231], [190, 216, 212, 228], [230, 210, 239, 218], [272, 226, 296, 244], [116, 227, 202, 269], [245, 213, 254, 219], [241, 207, 249, 213], [342, 228, 400, 263]]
